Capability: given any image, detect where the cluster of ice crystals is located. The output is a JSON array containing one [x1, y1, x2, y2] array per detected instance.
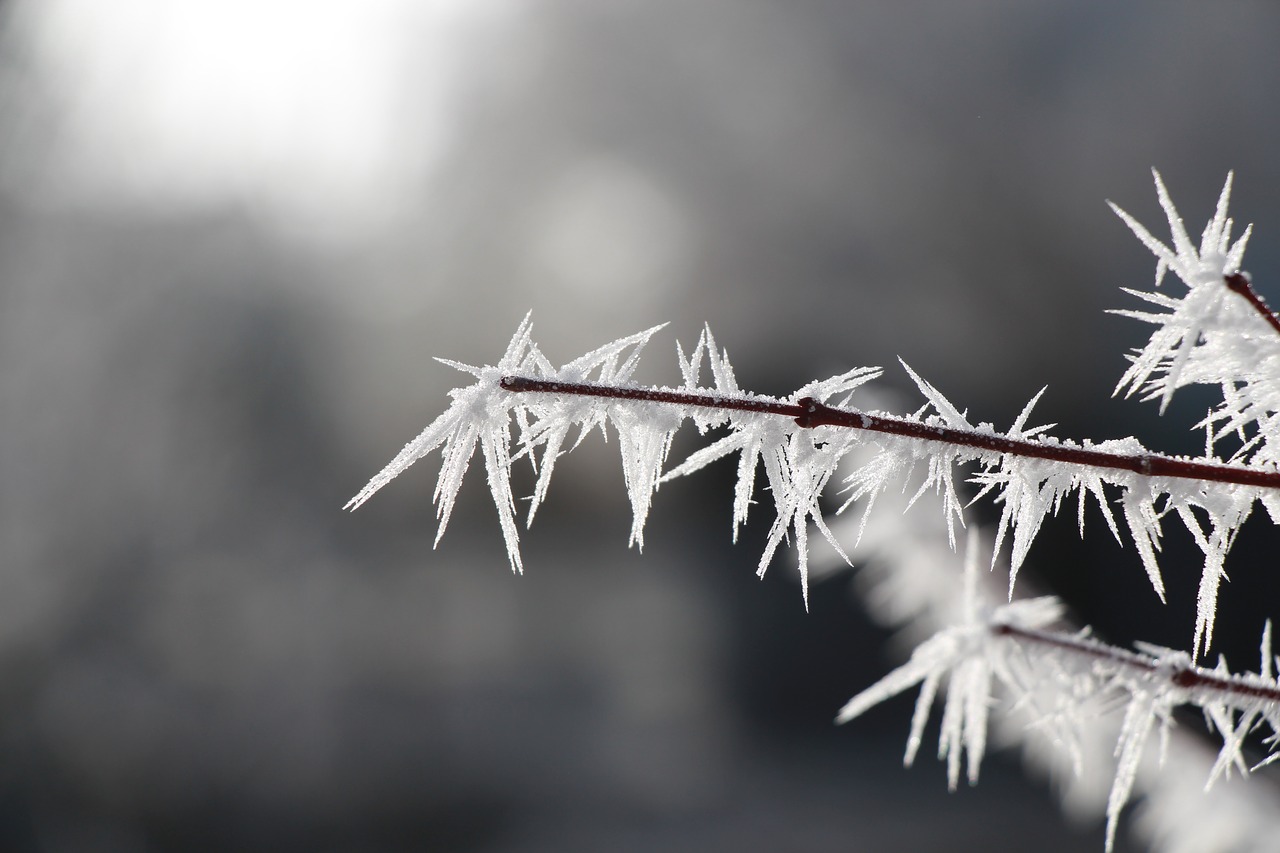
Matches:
[[344, 312, 544, 572], [1108, 170, 1280, 656], [349, 315, 886, 603], [348, 170, 1272, 651], [835, 536, 1061, 789], [838, 530, 1280, 852], [1110, 171, 1254, 413], [826, 171, 1280, 852], [345, 170, 1280, 851]]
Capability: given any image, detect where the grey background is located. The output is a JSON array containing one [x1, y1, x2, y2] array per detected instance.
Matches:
[[1, 1, 1279, 850]]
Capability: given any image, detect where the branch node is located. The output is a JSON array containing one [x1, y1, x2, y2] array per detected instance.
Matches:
[[795, 397, 821, 428]]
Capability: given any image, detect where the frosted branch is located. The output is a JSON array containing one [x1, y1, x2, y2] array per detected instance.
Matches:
[[836, 526, 1280, 853], [501, 375, 1280, 491], [346, 170, 1280, 850]]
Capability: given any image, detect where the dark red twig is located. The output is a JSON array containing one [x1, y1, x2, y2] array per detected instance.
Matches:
[[499, 375, 1280, 491], [994, 622, 1280, 703]]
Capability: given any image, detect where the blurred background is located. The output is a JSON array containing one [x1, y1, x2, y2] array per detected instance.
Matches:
[[1, 1, 1279, 850]]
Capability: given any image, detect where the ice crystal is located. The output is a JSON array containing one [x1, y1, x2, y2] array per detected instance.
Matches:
[[344, 312, 542, 572]]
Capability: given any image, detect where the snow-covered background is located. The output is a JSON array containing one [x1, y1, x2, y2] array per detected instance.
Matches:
[[1, 1, 1279, 850]]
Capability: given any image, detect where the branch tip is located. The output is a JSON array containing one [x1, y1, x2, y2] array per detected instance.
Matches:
[[1223, 271, 1280, 336]]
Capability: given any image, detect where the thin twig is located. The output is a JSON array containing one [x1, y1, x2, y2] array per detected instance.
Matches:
[[500, 375, 1280, 491], [994, 622, 1280, 703]]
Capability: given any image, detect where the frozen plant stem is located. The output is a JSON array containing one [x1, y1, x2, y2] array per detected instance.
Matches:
[[992, 622, 1280, 704], [837, 530, 1280, 853], [501, 374, 1280, 491], [348, 170, 1280, 852]]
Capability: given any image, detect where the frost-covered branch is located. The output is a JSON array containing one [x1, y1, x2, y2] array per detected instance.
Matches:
[[350, 266, 1279, 653], [824, 481, 1280, 853], [835, 535, 1280, 852], [501, 375, 1280, 492], [347, 169, 1280, 850], [991, 621, 1280, 707], [494, 365, 1280, 655]]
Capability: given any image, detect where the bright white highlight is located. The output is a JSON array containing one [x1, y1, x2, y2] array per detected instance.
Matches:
[[9, 0, 502, 243]]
